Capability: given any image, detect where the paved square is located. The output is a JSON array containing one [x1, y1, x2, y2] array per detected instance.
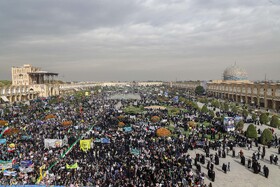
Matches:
[[188, 145, 280, 187]]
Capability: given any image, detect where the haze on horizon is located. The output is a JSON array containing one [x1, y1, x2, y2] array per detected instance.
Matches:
[[0, 0, 279, 82]]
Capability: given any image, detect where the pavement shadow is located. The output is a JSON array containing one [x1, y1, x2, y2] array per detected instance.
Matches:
[[233, 159, 267, 178], [261, 158, 273, 165], [233, 159, 247, 169], [270, 150, 279, 155], [215, 167, 224, 173], [201, 164, 210, 170]]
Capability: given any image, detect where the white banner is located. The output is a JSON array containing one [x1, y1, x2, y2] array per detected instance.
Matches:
[[19, 167, 34, 173], [0, 162, 12, 170], [4, 170, 17, 176], [44, 139, 63, 148]]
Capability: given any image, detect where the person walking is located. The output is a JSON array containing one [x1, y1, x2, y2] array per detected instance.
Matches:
[[222, 163, 227, 173], [274, 155, 278, 165], [212, 170, 215, 182], [263, 165, 269, 178]]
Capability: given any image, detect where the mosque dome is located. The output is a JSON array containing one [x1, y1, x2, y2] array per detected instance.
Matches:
[[223, 64, 248, 81]]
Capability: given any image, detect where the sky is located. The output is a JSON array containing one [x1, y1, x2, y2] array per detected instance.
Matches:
[[0, 0, 279, 82]]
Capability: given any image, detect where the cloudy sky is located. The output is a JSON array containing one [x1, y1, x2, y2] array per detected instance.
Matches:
[[0, 0, 279, 82]]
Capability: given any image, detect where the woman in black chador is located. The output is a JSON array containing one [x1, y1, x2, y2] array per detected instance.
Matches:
[[215, 153, 219, 165]]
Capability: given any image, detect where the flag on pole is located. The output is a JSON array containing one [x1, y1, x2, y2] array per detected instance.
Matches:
[[37, 164, 46, 184]]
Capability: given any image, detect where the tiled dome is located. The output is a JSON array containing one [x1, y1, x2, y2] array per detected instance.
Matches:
[[223, 65, 248, 81]]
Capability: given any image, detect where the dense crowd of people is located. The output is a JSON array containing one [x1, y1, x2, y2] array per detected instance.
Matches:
[[0, 86, 279, 186]]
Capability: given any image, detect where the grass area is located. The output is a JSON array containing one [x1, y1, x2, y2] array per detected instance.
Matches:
[[165, 106, 188, 116], [202, 133, 231, 141], [179, 127, 190, 136], [167, 106, 180, 116], [165, 125, 175, 132], [165, 125, 190, 137], [181, 109, 189, 113], [164, 124, 234, 141], [123, 106, 144, 114], [202, 122, 211, 127]]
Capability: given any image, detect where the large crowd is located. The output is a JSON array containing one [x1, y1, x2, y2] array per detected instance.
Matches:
[[0, 86, 279, 186]]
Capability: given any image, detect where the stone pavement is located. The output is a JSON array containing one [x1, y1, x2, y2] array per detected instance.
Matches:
[[187, 145, 280, 187]]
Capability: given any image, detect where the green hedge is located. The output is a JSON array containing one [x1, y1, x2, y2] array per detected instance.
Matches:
[[246, 124, 257, 139], [260, 129, 273, 145]]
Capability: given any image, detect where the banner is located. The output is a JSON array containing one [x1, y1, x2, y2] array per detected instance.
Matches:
[[0, 160, 12, 170], [4, 170, 17, 176], [124, 127, 132, 132], [80, 139, 91, 152], [20, 160, 33, 168], [12, 163, 20, 169], [0, 160, 12, 164], [101, 138, 110, 144], [131, 148, 140, 156], [44, 139, 63, 148], [21, 135, 32, 140], [66, 163, 78, 169], [0, 139, 6, 144], [19, 166, 34, 173]]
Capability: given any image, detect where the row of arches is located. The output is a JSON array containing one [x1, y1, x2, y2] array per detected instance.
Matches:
[[0, 85, 34, 95], [208, 91, 280, 111], [0, 85, 60, 103]]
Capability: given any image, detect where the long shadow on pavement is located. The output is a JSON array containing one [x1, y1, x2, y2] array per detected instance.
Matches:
[[233, 159, 266, 178]]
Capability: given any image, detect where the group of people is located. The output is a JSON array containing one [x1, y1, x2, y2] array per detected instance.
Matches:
[[0, 86, 279, 186], [0, 87, 209, 186], [239, 142, 273, 178]]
